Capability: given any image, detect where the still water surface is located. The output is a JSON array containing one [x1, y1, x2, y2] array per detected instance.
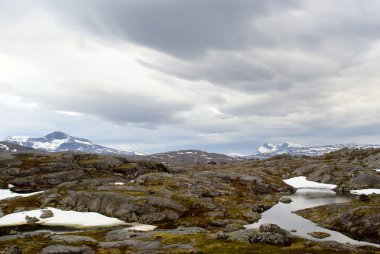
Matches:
[[247, 188, 379, 247]]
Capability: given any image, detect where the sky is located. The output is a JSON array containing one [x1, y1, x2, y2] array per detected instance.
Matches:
[[1, 0, 380, 154]]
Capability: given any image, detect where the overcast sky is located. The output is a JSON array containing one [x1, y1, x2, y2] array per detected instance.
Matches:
[[1, 0, 380, 154]]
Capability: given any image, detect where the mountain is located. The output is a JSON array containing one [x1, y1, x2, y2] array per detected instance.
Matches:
[[5, 131, 140, 156], [0, 141, 36, 153], [248, 142, 380, 159], [139, 149, 243, 165]]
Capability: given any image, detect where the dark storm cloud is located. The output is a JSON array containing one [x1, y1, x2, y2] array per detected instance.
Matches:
[[40, 0, 298, 59]]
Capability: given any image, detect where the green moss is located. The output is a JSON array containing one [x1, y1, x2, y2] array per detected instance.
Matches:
[[152, 233, 369, 254], [2, 194, 42, 214]]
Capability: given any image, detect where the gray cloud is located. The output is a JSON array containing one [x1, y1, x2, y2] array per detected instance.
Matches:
[[1, 0, 380, 154], [40, 0, 299, 58], [22, 81, 192, 125]]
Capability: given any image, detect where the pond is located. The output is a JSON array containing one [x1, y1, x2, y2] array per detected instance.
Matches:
[[246, 188, 379, 247]]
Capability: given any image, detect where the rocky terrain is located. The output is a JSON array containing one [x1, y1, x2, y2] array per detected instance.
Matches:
[[296, 196, 380, 244], [135, 150, 242, 166], [0, 147, 379, 253]]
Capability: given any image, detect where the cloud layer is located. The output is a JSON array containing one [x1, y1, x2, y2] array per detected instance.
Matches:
[[1, 0, 380, 153]]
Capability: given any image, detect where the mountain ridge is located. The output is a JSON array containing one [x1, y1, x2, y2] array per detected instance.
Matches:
[[5, 131, 139, 156], [247, 142, 380, 159]]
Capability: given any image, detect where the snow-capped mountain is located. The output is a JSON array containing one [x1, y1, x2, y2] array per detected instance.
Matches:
[[5, 131, 140, 156], [0, 141, 36, 153], [248, 142, 380, 159]]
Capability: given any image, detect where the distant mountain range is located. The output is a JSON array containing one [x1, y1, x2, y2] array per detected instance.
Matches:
[[245, 142, 380, 159], [3, 132, 380, 163], [4, 131, 141, 156]]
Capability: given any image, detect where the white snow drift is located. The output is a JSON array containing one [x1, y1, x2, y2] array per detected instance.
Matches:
[[350, 189, 380, 195], [126, 224, 158, 231], [0, 208, 127, 228], [283, 176, 337, 189], [0, 189, 43, 201]]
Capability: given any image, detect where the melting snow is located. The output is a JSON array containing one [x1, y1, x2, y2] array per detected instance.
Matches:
[[113, 182, 125, 186], [0, 208, 127, 228], [350, 189, 380, 195], [0, 189, 43, 201], [283, 176, 337, 189]]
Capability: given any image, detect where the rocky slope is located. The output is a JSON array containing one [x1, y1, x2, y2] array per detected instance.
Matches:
[[0, 142, 36, 153], [137, 149, 242, 166]]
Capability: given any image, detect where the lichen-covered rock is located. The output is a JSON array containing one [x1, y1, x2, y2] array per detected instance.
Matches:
[[25, 216, 39, 225], [40, 209, 54, 219], [40, 245, 95, 254], [216, 231, 228, 240], [50, 235, 97, 244], [279, 197, 292, 204]]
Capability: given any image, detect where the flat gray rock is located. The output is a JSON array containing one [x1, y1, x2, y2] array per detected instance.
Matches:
[[40, 245, 95, 254], [51, 235, 98, 244]]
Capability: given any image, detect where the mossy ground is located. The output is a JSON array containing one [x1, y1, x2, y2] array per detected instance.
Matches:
[[1, 231, 379, 254]]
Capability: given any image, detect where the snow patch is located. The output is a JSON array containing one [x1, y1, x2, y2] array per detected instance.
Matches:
[[127, 224, 157, 231], [283, 176, 337, 189], [74, 139, 92, 145], [258, 144, 275, 154], [0, 208, 127, 228], [0, 189, 43, 201], [113, 182, 125, 186], [32, 139, 68, 151], [350, 189, 380, 195], [0, 144, 9, 151]]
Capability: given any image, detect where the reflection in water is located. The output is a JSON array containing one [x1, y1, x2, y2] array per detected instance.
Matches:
[[246, 189, 380, 247]]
